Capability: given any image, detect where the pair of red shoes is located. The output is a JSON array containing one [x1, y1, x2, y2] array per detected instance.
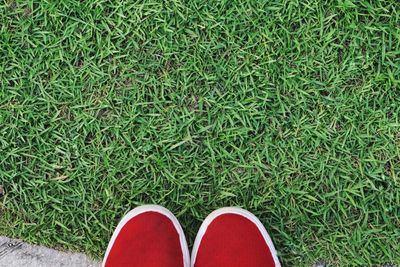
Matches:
[[103, 205, 281, 267]]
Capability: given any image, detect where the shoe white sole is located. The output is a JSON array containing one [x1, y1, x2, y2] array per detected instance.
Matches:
[[191, 207, 281, 267], [103, 205, 190, 267]]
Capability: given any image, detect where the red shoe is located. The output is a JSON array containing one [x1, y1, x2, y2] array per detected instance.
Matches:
[[191, 207, 281, 267], [103, 205, 190, 267]]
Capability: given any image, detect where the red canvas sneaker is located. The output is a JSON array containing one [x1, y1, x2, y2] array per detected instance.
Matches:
[[103, 205, 190, 267], [191, 207, 281, 267]]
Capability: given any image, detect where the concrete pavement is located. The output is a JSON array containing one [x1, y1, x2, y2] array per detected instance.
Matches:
[[0, 236, 101, 267]]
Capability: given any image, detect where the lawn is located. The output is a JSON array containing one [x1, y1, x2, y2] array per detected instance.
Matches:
[[0, 0, 399, 266]]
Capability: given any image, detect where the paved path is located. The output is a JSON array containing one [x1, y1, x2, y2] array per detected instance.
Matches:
[[0, 236, 101, 267]]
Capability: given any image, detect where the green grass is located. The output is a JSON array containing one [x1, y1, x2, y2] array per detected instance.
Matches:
[[0, 0, 399, 266]]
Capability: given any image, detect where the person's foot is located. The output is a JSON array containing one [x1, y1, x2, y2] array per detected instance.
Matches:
[[103, 205, 190, 267], [191, 207, 281, 267]]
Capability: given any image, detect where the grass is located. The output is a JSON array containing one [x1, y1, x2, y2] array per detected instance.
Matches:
[[0, 0, 399, 266]]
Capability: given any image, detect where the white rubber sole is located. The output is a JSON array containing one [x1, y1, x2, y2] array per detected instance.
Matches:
[[102, 205, 190, 267], [191, 207, 281, 267]]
